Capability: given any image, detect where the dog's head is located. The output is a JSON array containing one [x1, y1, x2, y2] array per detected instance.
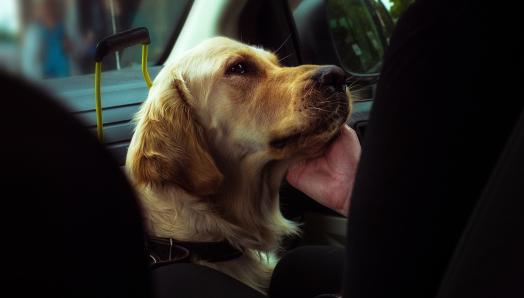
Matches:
[[127, 37, 351, 196]]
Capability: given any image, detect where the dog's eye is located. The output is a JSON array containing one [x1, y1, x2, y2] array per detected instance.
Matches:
[[226, 62, 249, 75]]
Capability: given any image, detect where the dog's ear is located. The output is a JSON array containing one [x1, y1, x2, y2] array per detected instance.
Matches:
[[126, 71, 223, 196]]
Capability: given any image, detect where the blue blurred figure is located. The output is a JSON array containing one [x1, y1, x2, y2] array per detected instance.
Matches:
[[22, 0, 71, 79]]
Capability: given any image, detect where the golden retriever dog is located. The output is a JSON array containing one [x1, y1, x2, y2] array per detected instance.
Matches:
[[126, 37, 351, 293]]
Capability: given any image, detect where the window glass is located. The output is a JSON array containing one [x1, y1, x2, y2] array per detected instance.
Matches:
[[382, 0, 416, 21], [327, 0, 386, 74], [288, 0, 395, 75], [0, 0, 191, 80], [372, 0, 395, 41], [288, 0, 416, 74]]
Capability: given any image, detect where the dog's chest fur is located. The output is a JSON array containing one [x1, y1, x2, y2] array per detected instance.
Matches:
[[137, 185, 298, 292]]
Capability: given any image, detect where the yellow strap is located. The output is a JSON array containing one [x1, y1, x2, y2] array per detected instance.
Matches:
[[94, 62, 103, 142], [95, 44, 152, 143], [142, 44, 153, 88]]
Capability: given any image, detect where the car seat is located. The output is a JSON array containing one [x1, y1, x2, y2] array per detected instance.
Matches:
[[343, 0, 524, 297]]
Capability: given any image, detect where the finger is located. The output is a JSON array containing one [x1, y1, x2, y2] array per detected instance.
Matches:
[[338, 124, 360, 149], [286, 160, 306, 186]]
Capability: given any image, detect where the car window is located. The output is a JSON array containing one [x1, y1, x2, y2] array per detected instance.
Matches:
[[288, 0, 392, 75], [371, 0, 395, 41], [0, 0, 191, 81], [288, 0, 414, 75], [384, 0, 416, 21], [326, 0, 387, 74]]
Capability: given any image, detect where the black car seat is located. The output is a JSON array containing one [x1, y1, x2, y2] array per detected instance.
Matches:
[[344, 0, 524, 297], [0, 71, 151, 297]]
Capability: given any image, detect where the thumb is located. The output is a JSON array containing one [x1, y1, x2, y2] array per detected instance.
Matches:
[[286, 160, 306, 186]]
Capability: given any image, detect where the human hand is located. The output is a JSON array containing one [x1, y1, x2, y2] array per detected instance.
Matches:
[[286, 125, 361, 216]]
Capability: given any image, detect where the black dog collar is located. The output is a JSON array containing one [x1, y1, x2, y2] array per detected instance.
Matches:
[[146, 236, 243, 267]]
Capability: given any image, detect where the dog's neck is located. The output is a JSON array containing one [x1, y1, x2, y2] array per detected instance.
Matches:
[[215, 158, 299, 249], [137, 158, 298, 252]]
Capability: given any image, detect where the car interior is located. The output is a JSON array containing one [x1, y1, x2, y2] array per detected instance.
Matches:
[[42, 0, 385, 250], [1, 0, 522, 297]]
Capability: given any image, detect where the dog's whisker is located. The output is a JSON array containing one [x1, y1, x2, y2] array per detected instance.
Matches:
[[347, 80, 359, 89], [309, 107, 330, 112], [348, 85, 367, 93], [316, 99, 342, 104], [278, 53, 294, 63], [306, 84, 317, 97], [324, 93, 339, 101], [274, 33, 292, 55]]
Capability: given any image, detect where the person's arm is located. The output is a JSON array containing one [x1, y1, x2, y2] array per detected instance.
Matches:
[[286, 124, 361, 216]]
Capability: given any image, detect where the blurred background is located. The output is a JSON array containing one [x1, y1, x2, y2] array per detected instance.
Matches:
[[0, 0, 409, 82], [0, 0, 190, 80]]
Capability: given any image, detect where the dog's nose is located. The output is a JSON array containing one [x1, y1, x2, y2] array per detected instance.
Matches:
[[312, 65, 346, 90]]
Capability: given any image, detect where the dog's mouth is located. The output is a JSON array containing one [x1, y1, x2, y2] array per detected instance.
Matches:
[[270, 133, 303, 149], [270, 92, 350, 149], [311, 92, 349, 131]]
